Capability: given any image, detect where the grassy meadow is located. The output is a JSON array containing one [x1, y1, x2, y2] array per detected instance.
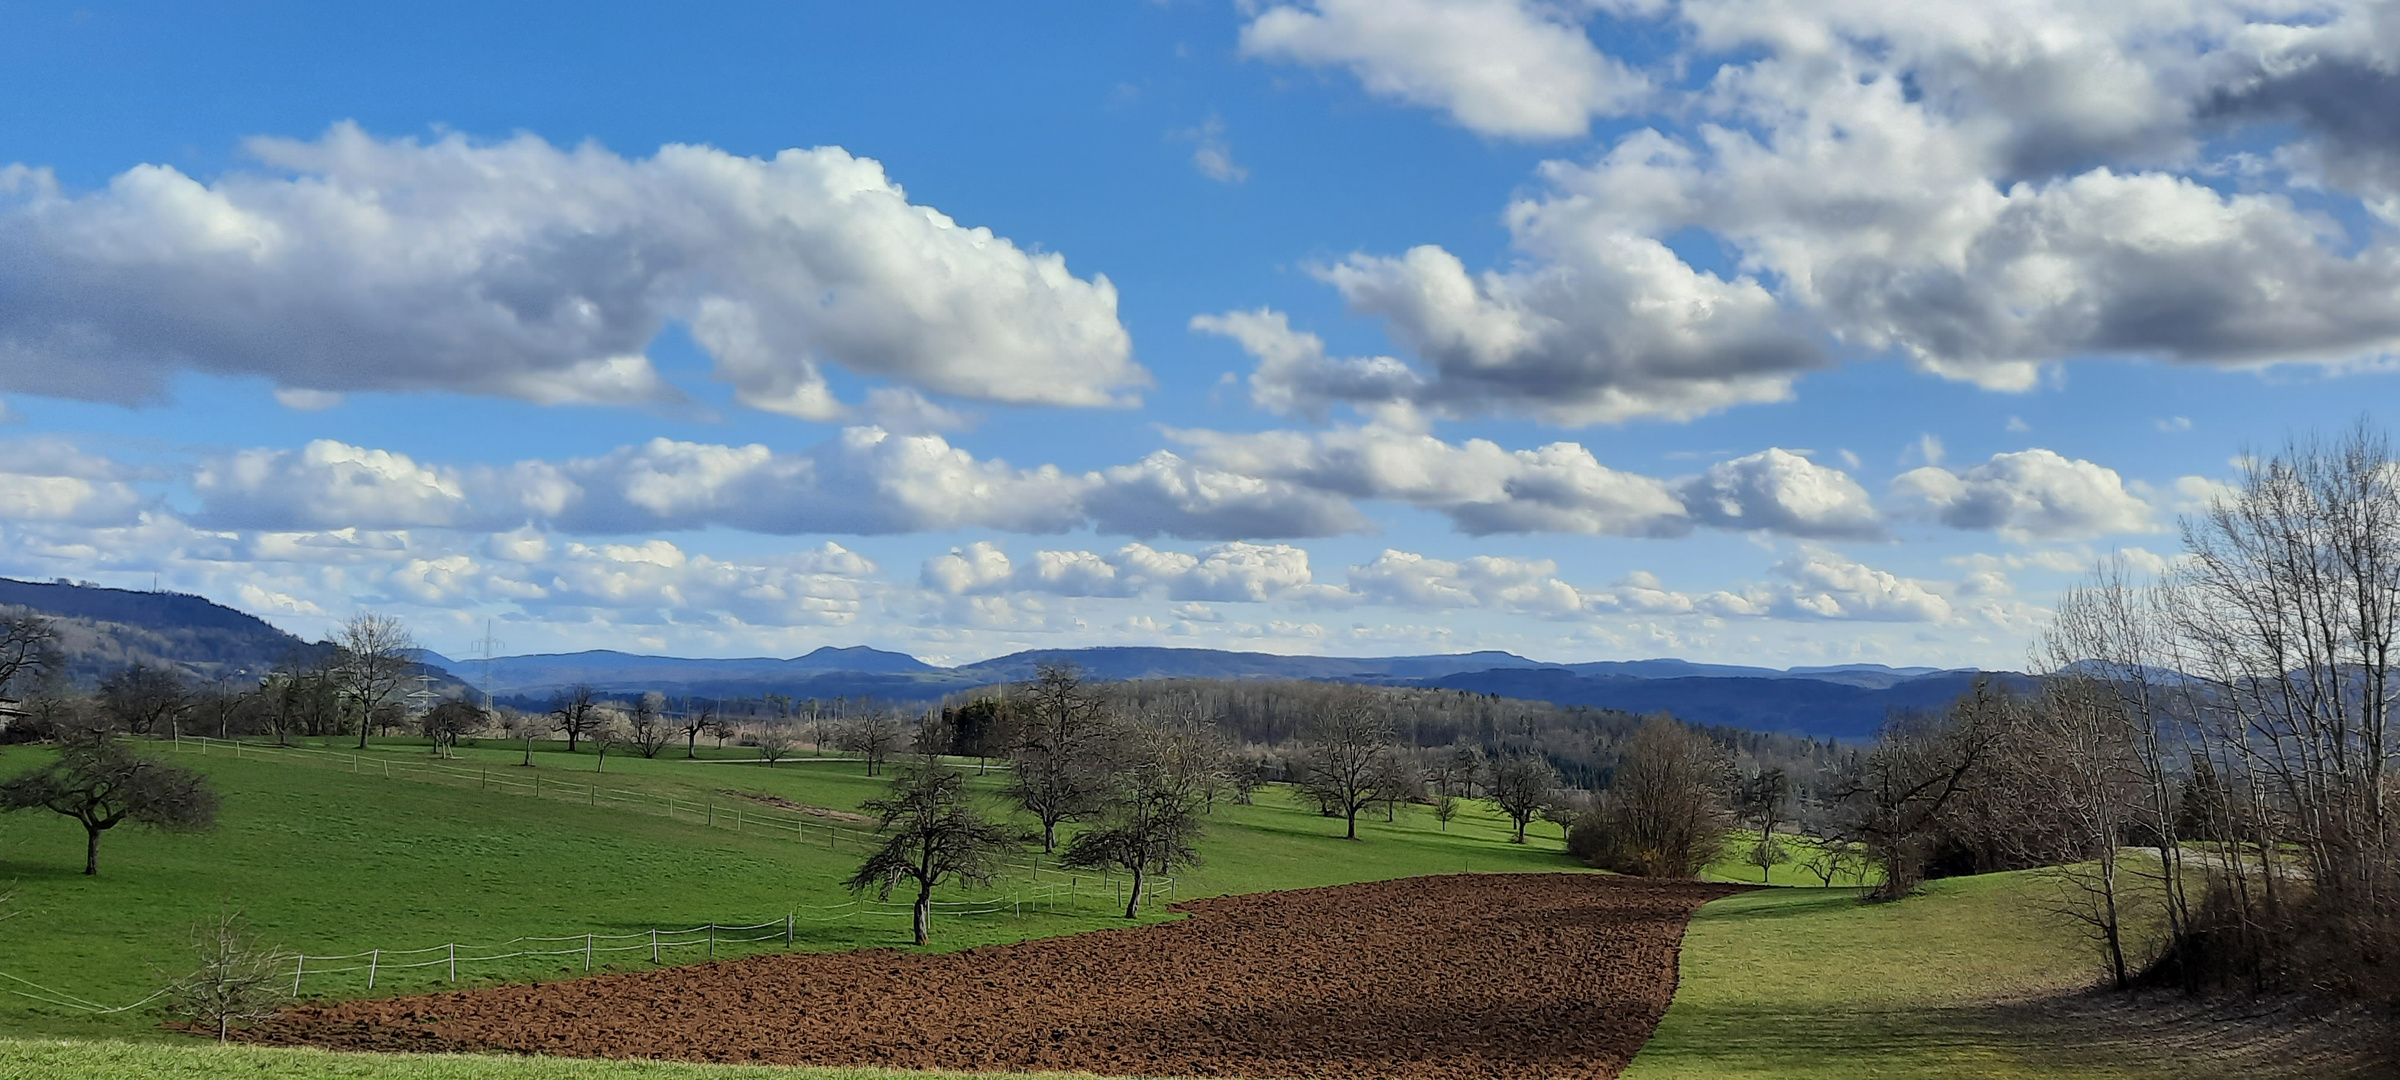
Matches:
[[6, 733, 2295, 1079], [0, 734, 1574, 1042]]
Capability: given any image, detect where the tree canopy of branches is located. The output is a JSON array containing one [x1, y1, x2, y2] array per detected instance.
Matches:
[[1831, 681, 2013, 899], [839, 712, 904, 776], [1296, 692, 1400, 841], [844, 765, 1019, 945], [334, 613, 415, 750], [1062, 723, 1210, 918], [162, 909, 287, 1042], [98, 662, 189, 736], [1006, 664, 1111, 852], [678, 697, 718, 758], [1568, 717, 1731, 878], [626, 692, 674, 759], [549, 684, 603, 753], [498, 707, 551, 766], [420, 700, 485, 757], [0, 612, 59, 698], [1484, 753, 1557, 843], [0, 735, 219, 874]]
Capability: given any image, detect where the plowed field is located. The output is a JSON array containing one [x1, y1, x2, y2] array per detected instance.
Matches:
[[243, 873, 1744, 1079]]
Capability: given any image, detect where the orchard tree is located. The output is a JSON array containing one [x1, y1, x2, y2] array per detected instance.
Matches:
[[626, 692, 674, 758], [1062, 725, 1210, 918], [678, 697, 719, 758], [845, 765, 1018, 945], [98, 663, 190, 736], [1485, 753, 1558, 843], [162, 910, 287, 1042], [839, 712, 904, 776], [0, 613, 59, 697], [1006, 664, 1110, 851], [549, 684, 603, 753], [420, 700, 484, 757], [1297, 693, 1397, 840], [334, 613, 415, 750], [0, 735, 219, 874]]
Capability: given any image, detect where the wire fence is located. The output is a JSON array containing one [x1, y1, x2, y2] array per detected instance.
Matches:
[[167, 734, 912, 851], [280, 876, 1174, 995]]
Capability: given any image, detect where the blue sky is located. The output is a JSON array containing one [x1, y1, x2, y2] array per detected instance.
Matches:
[[0, 0, 2393, 667]]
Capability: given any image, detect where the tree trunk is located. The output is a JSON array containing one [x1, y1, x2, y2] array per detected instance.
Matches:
[[522, 737, 534, 766], [1042, 819, 1058, 853], [84, 822, 101, 875], [913, 883, 933, 945], [1344, 805, 1358, 840], [686, 731, 698, 758], [1124, 862, 1145, 920]]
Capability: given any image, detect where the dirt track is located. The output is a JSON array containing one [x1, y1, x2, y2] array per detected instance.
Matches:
[[243, 874, 1744, 1079]]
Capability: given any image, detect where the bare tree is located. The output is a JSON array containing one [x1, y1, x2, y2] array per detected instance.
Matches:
[[420, 700, 484, 758], [755, 723, 796, 765], [626, 692, 674, 759], [1569, 717, 1732, 878], [1834, 681, 2014, 899], [0, 613, 59, 698], [1298, 692, 1397, 840], [335, 613, 415, 750], [0, 734, 219, 874], [1007, 665, 1110, 852], [1062, 724, 1210, 918], [678, 697, 718, 758], [840, 712, 904, 776], [498, 707, 551, 766], [590, 713, 628, 773], [98, 663, 189, 736], [548, 684, 602, 753], [1484, 753, 1557, 843], [160, 909, 287, 1042], [1433, 792, 1461, 830], [845, 765, 1019, 945]]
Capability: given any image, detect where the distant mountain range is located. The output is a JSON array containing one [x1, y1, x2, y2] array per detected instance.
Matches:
[[448, 644, 1994, 741], [0, 577, 2007, 741]]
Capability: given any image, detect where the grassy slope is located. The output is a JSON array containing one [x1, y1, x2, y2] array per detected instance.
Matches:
[[0, 736, 1571, 1042]]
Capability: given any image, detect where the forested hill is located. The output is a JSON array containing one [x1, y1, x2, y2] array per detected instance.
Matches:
[[0, 577, 332, 684]]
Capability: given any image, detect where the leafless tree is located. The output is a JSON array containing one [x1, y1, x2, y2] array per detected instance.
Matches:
[[420, 700, 485, 758], [840, 712, 904, 776], [334, 613, 415, 750], [0, 612, 58, 698], [626, 692, 674, 759], [498, 707, 551, 766], [678, 697, 718, 758], [1006, 664, 1111, 851], [754, 723, 796, 765], [0, 734, 219, 874], [160, 909, 287, 1042], [1484, 753, 1557, 843], [1834, 681, 2014, 899], [1298, 691, 1398, 840], [1062, 723, 1209, 918], [98, 663, 189, 736], [1424, 745, 1482, 799], [590, 713, 628, 773], [1570, 716, 1733, 878], [845, 765, 1018, 945], [549, 684, 603, 753], [1433, 793, 1461, 830]]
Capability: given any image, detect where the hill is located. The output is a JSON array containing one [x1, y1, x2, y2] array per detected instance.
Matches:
[[0, 577, 333, 685]]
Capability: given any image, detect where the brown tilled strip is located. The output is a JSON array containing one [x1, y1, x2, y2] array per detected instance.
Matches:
[[240, 873, 1745, 1080]]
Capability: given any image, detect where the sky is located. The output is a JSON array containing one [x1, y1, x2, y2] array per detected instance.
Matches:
[[0, 0, 2393, 668]]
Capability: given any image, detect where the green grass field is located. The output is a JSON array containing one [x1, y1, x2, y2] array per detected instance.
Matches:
[[7, 735, 2286, 1079], [0, 735, 1574, 1042]]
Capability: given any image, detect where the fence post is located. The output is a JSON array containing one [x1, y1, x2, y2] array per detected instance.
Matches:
[[447, 942, 456, 982], [292, 954, 305, 996], [785, 912, 793, 947], [588, 783, 595, 806], [734, 806, 741, 833], [367, 949, 379, 990], [650, 928, 659, 964], [708, 924, 716, 958], [585, 934, 594, 972], [707, 800, 715, 827], [482, 766, 488, 791]]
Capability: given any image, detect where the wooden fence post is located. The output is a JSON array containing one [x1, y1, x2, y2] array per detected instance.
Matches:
[[292, 955, 305, 996], [585, 934, 594, 972], [650, 928, 659, 964], [785, 912, 794, 946], [708, 924, 716, 958], [367, 949, 380, 989]]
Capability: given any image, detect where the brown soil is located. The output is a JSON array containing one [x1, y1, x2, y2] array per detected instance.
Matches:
[[242, 873, 1743, 1079], [723, 790, 871, 823]]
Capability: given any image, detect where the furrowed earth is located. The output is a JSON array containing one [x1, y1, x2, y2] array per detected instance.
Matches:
[[239, 874, 1745, 1079]]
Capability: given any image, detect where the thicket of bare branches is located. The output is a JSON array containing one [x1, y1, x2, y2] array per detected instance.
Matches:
[[1567, 717, 1732, 878]]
